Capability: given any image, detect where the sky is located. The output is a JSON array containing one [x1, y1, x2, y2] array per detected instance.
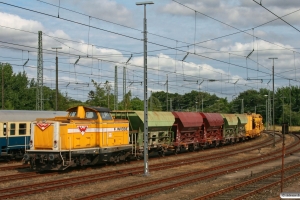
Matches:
[[0, 0, 300, 103]]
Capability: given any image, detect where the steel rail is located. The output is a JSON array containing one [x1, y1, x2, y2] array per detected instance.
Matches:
[[195, 162, 300, 199], [234, 171, 300, 200], [0, 133, 274, 187], [0, 133, 278, 199], [74, 135, 299, 200], [0, 164, 29, 171], [113, 143, 300, 200]]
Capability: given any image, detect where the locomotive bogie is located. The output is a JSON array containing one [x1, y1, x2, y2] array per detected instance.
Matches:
[[24, 145, 132, 170]]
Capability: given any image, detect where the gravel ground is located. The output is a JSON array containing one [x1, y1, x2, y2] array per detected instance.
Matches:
[[1, 133, 298, 200]]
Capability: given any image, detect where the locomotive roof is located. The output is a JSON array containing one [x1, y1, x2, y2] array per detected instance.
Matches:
[[87, 106, 110, 112], [67, 106, 110, 113], [0, 110, 67, 122]]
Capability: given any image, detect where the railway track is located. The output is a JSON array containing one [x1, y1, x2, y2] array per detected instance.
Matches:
[[0, 163, 29, 171], [0, 133, 278, 199], [0, 134, 272, 172], [0, 133, 276, 184], [194, 162, 300, 200], [193, 134, 300, 200], [72, 134, 299, 200]]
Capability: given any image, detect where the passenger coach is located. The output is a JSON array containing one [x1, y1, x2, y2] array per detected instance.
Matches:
[[0, 110, 66, 159]]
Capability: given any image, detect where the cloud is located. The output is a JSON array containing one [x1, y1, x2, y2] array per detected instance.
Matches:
[[129, 53, 245, 91], [61, 0, 134, 27], [0, 11, 128, 96], [0, 12, 44, 45], [161, 0, 300, 28]]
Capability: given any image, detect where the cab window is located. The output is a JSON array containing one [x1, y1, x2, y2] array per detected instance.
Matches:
[[69, 111, 77, 117], [100, 112, 112, 120], [86, 111, 97, 119]]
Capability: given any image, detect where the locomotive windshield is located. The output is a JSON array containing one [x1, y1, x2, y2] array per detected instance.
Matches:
[[69, 111, 77, 117], [100, 112, 112, 120], [86, 111, 97, 119]]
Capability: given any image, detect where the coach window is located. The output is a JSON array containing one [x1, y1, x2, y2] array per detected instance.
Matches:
[[86, 111, 97, 119], [19, 123, 27, 135], [10, 123, 15, 135], [100, 112, 112, 120]]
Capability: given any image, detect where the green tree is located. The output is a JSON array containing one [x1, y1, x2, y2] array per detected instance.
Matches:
[[149, 95, 162, 111], [131, 97, 143, 110], [87, 79, 106, 107]]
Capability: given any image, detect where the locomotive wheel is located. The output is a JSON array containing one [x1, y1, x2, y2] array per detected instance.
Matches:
[[158, 151, 165, 157], [136, 155, 142, 160]]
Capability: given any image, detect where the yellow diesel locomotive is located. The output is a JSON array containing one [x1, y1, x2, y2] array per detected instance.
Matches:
[[24, 106, 131, 170]]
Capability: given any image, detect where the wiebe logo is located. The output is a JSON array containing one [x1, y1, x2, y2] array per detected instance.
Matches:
[[36, 122, 51, 131], [77, 126, 88, 135]]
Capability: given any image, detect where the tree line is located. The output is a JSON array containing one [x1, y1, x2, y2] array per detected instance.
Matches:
[[1, 63, 299, 125]]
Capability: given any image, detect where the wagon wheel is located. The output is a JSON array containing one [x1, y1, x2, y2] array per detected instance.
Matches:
[[174, 147, 180, 155], [198, 145, 203, 151], [188, 145, 195, 152], [232, 138, 236, 143], [216, 141, 220, 147]]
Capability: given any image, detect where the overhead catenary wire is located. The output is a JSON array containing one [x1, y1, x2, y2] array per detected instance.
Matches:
[[0, 41, 297, 87], [0, 1, 297, 100], [0, 46, 294, 97], [35, 0, 300, 57], [171, 0, 300, 55], [253, 0, 300, 33], [3, 1, 300, 59], [0, 5, 298, 77]]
